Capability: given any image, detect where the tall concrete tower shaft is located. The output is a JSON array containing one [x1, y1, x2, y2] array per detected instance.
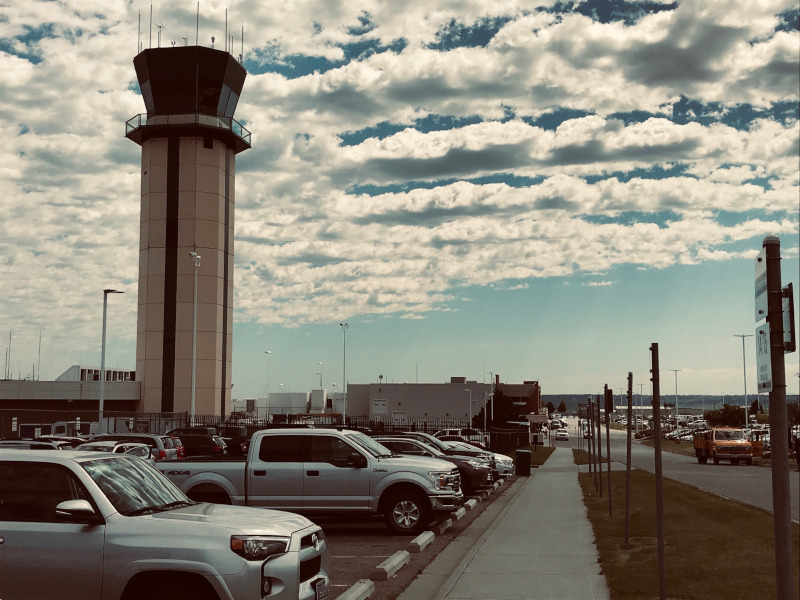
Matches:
[[126, 46, 250, 417]]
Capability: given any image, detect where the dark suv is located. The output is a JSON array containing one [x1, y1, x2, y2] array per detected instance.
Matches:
[[179, 434, 228, 457]]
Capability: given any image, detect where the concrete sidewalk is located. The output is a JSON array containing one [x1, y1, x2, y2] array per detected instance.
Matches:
[[398, 447, 609, 600]]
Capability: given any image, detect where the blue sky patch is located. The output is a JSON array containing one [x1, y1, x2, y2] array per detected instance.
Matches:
[[348, 173, 547, 196], [428, 16, 512, 50], [548, 0, 678, 25], [580, 210, 682, 227], [583, 164, 691, 184]]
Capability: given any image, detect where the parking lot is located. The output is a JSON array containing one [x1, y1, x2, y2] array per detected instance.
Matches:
[[321, 479, 515, 599]]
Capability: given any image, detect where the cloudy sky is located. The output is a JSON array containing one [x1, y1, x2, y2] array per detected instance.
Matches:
[[1, 0, 798, 402]]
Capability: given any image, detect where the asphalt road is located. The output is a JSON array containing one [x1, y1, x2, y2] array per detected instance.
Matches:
[[321, 482, 514, 600], [554, 417, 800, 520]]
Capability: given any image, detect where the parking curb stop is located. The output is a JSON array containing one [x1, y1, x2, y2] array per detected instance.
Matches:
[[450, 507, 467, 521], [463, 499, 478, 511], [410, 530, 435, 553], [433, 518, 452, 535], [336, 578, 375, 600], [372, 550, 411, 580]]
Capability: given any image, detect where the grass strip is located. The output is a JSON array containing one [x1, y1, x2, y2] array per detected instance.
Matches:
[[574, 450, 799, 599]]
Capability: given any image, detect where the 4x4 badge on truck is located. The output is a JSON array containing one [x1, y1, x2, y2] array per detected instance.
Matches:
[[373, 468, 387, 472]]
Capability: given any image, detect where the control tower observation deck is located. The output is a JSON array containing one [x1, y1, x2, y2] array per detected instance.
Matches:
[[126, 46, 250, 417]]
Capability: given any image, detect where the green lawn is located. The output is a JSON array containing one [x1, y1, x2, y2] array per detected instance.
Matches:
[[573, 449, 800, 599]]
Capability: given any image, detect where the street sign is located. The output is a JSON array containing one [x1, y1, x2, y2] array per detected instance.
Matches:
[[755, 248, 768, 321], [783, 283, 796, 353], [756, 323, 772, 392]]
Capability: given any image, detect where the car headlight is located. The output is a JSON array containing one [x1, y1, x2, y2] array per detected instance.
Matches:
[[429, 471, 455, 491], [230, 535, 290, 561]]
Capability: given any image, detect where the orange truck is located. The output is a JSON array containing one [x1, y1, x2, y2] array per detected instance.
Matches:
[[694, 427, 753, 465]]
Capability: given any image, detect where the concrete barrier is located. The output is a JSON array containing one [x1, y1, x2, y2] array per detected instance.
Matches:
[[432, 518, 452, 535], [463, 498, 478, 511], [409, 530, 435, 553], [372, 550, 410, 580], [337, 578, 375, 600], [450, 507, 467, 521]]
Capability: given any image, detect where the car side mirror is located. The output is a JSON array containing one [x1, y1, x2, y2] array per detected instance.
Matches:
[[348, 453, 368, 468], [55, 499, 102, 524]]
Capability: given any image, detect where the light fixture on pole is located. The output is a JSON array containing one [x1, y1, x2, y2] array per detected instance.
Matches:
[[465, 388, 472, 425], [339, 322, 348, 422], [734, 334, 753, 429], [669, 369, 681, 435], [265, 350, 271, 419], [189, 251, 201, 423], [316, 361, 323, 389], [99, 289, 124, 434]]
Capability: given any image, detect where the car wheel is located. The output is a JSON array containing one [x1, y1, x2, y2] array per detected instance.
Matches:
[[384, 490, 430, 535]]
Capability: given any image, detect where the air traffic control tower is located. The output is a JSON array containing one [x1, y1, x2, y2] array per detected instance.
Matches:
[[126, 46, 250, 417]]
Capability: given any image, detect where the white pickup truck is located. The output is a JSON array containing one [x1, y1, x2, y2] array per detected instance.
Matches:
[[0, 450, 330, 600], [162, 427, 464, 534]]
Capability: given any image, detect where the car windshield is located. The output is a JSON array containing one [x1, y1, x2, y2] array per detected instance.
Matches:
[[716, 430, 745, 440], [347, 432, 392, 457], [81, 456, 192, 516]]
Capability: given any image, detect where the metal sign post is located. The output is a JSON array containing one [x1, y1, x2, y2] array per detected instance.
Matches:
[[758, 236, 795, 600]]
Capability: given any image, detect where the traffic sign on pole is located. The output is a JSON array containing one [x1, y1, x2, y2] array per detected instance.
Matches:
[[756, 323, 772, 392], [755, 248, 768, 321]]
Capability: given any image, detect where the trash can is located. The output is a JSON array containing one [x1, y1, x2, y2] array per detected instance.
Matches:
[[516, 449, 532, 476]]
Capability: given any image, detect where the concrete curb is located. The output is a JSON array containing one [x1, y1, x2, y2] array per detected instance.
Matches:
[[432, 518, 452, 535], [371, 550, 411, 580], [450, 507, 466, 521], [410, 530, 435, 553], [335, 578, 374, 600], [463, 498, 478, 511]]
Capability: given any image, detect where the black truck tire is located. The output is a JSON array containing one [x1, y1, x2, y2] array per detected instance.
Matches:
[[384, 490, 431, 535]]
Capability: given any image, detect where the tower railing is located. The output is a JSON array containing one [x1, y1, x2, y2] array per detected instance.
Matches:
[[125, 113, 251, 147]]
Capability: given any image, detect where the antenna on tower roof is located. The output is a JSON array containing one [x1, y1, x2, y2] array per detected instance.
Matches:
[[149, 4, 153, 49], [196, 2, 199, 46]]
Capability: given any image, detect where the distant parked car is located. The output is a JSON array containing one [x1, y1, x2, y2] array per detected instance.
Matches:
[[74, 440, 157, 467], [0, 440, 72, 450], [178, 434, 228, 457], [434, 428, 489, 447], [90, 433, 179, 460], [555, 429, 569, 441], [375, 436, 493, 496], [35, 435, 88, 448]]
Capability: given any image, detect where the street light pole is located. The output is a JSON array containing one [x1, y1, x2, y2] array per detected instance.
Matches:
[[339, 323, 348, 422], [265, 350, 271, 420], [669, 370, 681, 435], [316, 361, 323, 389], [189, 251, 201, 424], [99, 289, 124, 434], [734, 334, 753, 429]]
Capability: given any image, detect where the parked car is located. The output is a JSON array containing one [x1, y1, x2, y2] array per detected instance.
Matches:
[[555, 429, 569, 441], [434, 428, 489, 447], [436, 434, 487, 449], [0, 439, 73, 450], [178, 433, 228, 457], [166, 426, 218, 437], [35, 435, 88, 447], [493, 452, 515, 477], [374, 436, 494, 495], [89, 433, 179, 461], [163, 428, 463, 535], [379, 431, 497, 475], [74, 440, 157, 467], [0, 450, 330, 600]]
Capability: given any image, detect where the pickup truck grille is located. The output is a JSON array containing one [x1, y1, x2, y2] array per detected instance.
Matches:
[[449, 469, 461, 491], [300, 555, 321, 583]]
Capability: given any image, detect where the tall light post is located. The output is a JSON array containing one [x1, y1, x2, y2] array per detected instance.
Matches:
[[316, 361, 323, 388], [638, 383, 645, 433], [265, 350, 271, 420], [734, 334, 753, 429], [339, 323, 348, 422], [670, 369, 681, 435], [99, 289, 124, 434], [189, 251, 201, 424], [465, 388, 472, 425]]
